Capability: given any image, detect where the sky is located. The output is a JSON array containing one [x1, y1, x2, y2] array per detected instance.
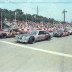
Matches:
[[0, 0, 72, 22]]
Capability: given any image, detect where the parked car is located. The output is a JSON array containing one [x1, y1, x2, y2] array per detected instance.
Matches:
[[0, 29, 15, 38], [64, 27, 72, 35], [54, 28, 70, 37], [53, 28, 63, 37], [15, 30, 51, 44], [61, 31, 70, 37], [0, 31, 6, 38]]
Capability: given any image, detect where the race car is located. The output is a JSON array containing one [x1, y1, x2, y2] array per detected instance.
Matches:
[[64, 27, 72, 35], [53, 28, 70, 37], [15, 30, 51, 44], [0, 32, 6, 38], [0, 29, 7, 38], [62, 32, 70, 37], [0, 29, 15, 38]]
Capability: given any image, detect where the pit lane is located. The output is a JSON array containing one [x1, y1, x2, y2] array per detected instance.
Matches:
[[0, 36, 72, 72]]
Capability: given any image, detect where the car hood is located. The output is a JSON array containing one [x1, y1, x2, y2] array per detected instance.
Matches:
[[16, 33, 34, 38]]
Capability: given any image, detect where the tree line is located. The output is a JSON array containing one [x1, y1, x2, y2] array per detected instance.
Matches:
[[0, 8, 56, 23]]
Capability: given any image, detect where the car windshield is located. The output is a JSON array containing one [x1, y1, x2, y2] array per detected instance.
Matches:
[[30, 30, 38, 35]]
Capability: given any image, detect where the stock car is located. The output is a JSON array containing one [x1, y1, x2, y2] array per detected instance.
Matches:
[[64, 27, 72, 35], [53, 28, 70, 37], [15, 30, 51, 44], [0, 30, 6, 38], [0, 29, 15, 38]]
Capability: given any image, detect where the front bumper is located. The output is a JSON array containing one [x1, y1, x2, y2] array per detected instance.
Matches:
[[15, 35, 29, 43], [17, 38, 28, 43], [54, 33, 61, 37]]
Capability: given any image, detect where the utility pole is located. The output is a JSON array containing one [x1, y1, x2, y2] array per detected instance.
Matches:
[[1, 10, 2, 29], [26, 13, 27, 25], [62, 9, 67, 23], [15, 12, 16, 23], [37, 6, 38, 16]]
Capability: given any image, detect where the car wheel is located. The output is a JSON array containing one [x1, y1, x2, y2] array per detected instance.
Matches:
[[46, 35, 51, 40], [3, 33, 7, 38], [1, 33, 6, 38], [70, 32, 72, 35], [28, 36, 35, 44]]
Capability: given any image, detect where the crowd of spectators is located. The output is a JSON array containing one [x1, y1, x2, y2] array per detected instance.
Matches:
[[3, 20, 72, 34]]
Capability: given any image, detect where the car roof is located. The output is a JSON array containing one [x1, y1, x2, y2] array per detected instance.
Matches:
[[34, 30, 46, 32]]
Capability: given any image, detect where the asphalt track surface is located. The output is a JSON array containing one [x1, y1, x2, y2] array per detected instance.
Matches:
[[0, 36, 72, 72]]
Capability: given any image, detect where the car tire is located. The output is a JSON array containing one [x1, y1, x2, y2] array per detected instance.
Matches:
[[28, 36, 35, 44], [70, 32, 72, 35], [46, 35, 51, 40], [1, 33, 6, 38], [3, 33, 7, 38]]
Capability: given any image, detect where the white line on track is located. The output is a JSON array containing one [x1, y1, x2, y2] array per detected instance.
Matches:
[[0, 40, 72, 58]]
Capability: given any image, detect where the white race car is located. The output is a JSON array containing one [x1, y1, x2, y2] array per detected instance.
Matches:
[[15, 30, 51, 44]]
